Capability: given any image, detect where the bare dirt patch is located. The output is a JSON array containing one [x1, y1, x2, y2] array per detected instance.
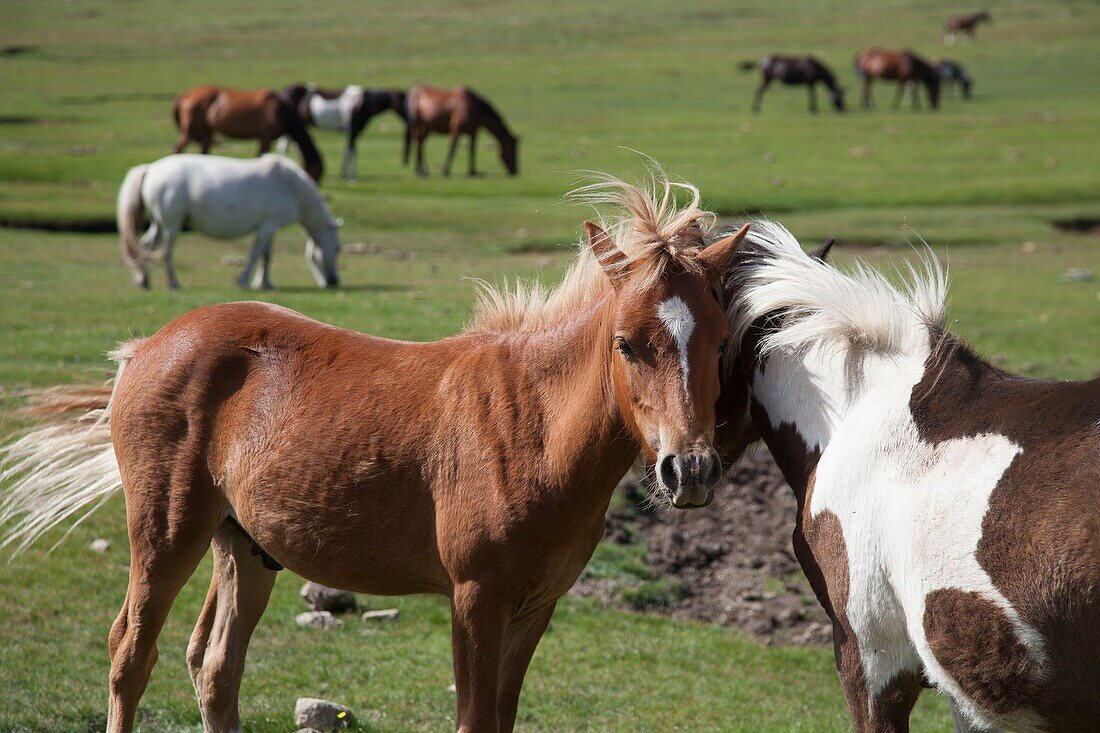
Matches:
[[574, 448, 832, 646]]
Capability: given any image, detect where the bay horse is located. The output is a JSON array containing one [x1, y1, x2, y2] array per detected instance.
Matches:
[[855, 47, 941, 110], [739, 55, 845, 113], [172, 85, 324, 182], [934, 59, 974, 99], [279, 84, 407, 180], [0, 173, 748, 733], [945, 11, 991, 44], [117, 154, 340, 290], [714, 222, 1100, 732], [404, 85, 518, 176]]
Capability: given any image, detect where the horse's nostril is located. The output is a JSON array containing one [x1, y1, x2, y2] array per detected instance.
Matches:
[[659, 454, 679, 491], [704, 450, 723, 487]]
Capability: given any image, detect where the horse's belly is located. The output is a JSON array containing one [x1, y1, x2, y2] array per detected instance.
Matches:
[[309, 97, 349, 130]]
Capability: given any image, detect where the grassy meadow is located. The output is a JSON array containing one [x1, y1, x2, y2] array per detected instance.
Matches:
[[1, 0, 1098, 730]]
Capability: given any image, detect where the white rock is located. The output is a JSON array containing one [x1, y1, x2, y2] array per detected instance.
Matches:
[[89, 538, 110, 553], [294, 697, 354, 730], [361, 608, 400, 623], [295, 611, 342, 630], [299, 582, 357, 613]]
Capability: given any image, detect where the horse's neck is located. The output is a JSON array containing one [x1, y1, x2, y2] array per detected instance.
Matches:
[[510, 296, 639, 502], [286, 171, 329, 232], [752, 337, 931, 505], [480, 109, 511, 142]]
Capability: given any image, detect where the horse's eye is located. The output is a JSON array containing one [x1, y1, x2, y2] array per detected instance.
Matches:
[[614, 337, 635, 360], [719, 338, 731, 355]]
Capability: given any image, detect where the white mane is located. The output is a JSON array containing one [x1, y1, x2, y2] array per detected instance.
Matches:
[[728, 221, 947, 358]]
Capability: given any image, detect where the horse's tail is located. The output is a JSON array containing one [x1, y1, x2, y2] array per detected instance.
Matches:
[[738, 60, 757, 72], [172, 95, 182, 129], [0, 340, 142, 557], [275, 94, 324, 182], [117, 164, 149, 273], [853, 55, 868, 78]]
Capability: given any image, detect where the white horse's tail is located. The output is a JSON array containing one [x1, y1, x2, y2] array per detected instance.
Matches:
[[0, 340, 142, 557], [117, 164, 149, 273]]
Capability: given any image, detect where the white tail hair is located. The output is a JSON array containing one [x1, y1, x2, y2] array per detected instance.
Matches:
[[117, 164, 149, 274], [0, 340, 141, 557]]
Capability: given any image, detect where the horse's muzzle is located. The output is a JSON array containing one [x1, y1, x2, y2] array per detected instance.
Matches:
[[659, 449, 721, 509]]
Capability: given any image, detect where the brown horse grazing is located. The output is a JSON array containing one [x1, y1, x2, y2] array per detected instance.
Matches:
[[172, 85, 324, 182], [855, 47, 941, 111], [0, 174, 748, 733], [404, 85, 518, 176], [280, 84, 407, 179], [739, 55, 845, 113], [945, 11, 991, 44], [714, 222, 1100, 732]]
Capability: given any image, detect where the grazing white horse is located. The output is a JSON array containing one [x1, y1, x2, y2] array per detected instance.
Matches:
[[117, 154, 341, 290]]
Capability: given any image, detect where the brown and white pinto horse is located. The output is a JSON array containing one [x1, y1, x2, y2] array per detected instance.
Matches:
[[945, 11, 991, 44], [0, 174, 748, 733], [280, 84, 407, 180], [404, 85, 519, 176], [172, 85, 324, 182], [715, 222, 1100, 732], [855, 48, 941, 111]]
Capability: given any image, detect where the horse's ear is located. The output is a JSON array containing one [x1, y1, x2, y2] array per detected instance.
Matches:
[[698, 224, 750, 284], [586, 221, 628, 288], [810, 236, 836, 262]]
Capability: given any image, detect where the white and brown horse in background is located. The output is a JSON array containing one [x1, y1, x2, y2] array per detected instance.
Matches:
[[715, 223, 1100, 731], [279, 84, 407, 180], [0, 174, 747, 733], [404, 85, 519, 176]]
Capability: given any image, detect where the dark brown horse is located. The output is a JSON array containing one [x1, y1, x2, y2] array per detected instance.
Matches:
[[945, 11, 991, 44], [280, 84, 406, 179], [934, 59, 974, 99], [855, 47, 941, 110], [740, 55, 845, 113], [404, 85, 518, 176], [715, 222, 1100, 732], [172, 86, 324, 182], [0, 174, 747, 733]]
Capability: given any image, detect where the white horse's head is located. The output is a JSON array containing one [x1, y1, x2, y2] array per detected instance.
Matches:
[[306, 218, 341, 288]]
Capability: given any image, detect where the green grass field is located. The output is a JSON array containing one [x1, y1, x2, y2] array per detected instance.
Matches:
[[1, 0, 1098, 730]]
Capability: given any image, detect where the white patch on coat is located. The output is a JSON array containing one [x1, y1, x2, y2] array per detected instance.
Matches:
[[657, 296, 695, 398], [308, 85, 364, 131]]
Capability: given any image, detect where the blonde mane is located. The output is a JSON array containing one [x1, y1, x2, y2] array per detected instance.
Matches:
[[468, 169, 717, 333], [728, 220, 947, 358]]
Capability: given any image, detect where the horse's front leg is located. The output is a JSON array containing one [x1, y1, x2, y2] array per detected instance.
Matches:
[[497, 602, 556, 733], [238, 224, 277, 290], [891, 82, 906, 111], [451, 582, 508, 733], [807, 82, 819, 113], [342, 125, 361, 181], [752, 78, 771, 113], [443, 129, 460, 177], [833, 627, 922, 732]]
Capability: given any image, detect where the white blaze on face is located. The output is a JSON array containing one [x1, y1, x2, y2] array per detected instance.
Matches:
[[657, 296, 696, 398]]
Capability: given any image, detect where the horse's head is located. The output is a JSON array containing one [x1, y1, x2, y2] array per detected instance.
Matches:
[[501, 134, 518, 176], [588, 220, 749, 508], [831, 87, 846, 112]]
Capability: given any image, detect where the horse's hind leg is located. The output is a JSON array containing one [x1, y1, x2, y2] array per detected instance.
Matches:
[[162, 230, 181, 290], [752, 78, 771, 113], [891, 82, 905, 111], [107, 475, 223, 732], [188, 520, 277, 733], [807, 83, 819, 113], [861, 79, 873, 109], [443, 129, 460, 177]]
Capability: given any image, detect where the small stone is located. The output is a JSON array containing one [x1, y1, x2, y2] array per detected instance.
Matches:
[[295, 729, 324, 733], [1062, 268, 1095, 282], [294, 697, 354, 730], [447, 683, 457, 692], [344, 242, 368, 254], [295, 611, 342, 629], [361, 608, 400, 623], [89, 538, 110, 553], [220, 255, 245, 267], [299, 582, 357, 614], [1021, 241, 1037, 253]]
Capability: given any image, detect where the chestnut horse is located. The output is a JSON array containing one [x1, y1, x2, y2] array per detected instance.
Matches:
[[172, 85, 324, 182], [280, 84, 407, 180], [0, 174, 747, 733], [855, 47, 941, 111], [404, 85, 518, 176], [945, 11, 991, 44], [739, 55, 845, 113], [714, 223, 1100, 732]]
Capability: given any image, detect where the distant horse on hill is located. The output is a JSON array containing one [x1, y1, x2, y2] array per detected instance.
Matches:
[[280, 84, 406, 180], [945, 11, 991, 44], [855, 47, 941, 110], [172, 85, 324, 182], [116, 154, 340, 290], [934, 59, 974, 99], [739, 55, 845, 113], [404, 85, 518, 176]]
